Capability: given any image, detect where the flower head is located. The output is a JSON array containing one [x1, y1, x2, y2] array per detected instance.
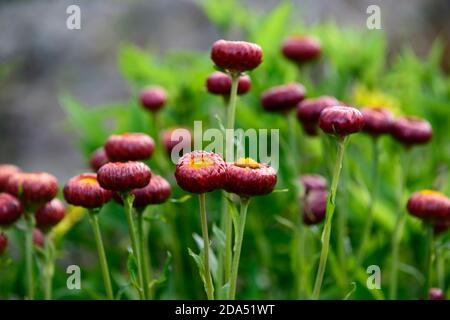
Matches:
[[90, 147, 110, 172], [206, 71, 251, 96], [105, 133, 155, 162], [175, 151, 226, 194], [407, 190, 450, 221], [211, 40, 263, 73], [97, 162, 151, 192], [224, 158, 277, 197], [0, 233, 8, 255], [0, 193, 22, 226], [391, 116, 432, 146], [140, 86, 167, 112], [319, 106, 365, 136], [261, 83, 306, 112], [35, 199, 65, 230], [300, 174, 328, 194], [6, 172, 58, 204], [114, 175, 171, 208], [297, 96, 339, 135], [361, 107, 394, 136], [33, 228, 44, 247], [282, 36, 321, 64], [63, 173, 112, 208], [429, 288, 445, 300], [0, 164, 21, 192], [303, 189, 328, 225], [160, 128, 192, 157]]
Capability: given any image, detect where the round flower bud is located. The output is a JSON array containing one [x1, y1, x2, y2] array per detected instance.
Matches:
[[160, 128, 192, 157], [297, 96, 340, 135], [33, 228, 44, 247], [303, 189, 328, 225], [261, 83, 306, 112], [105, 133, 155, 162], [211, 40, 263, 73], [90, 148, 109, 172], [224, 158, 277, 197], [6, 172, 58, 204], [206, 72, 251, 96], [140, 86, 167, 112], [319, 106, 365, 136], [175, 151, 226, 194], [300, 174, 328, 194], [0, 233, 7, 255], [282, 36, 321, 64], [0, 164, 21, 192], [63, 173, 112, 208], [97, 162, 151, 192], [407, 190, 450, 221], [35, 199, 65, 230], [391, 116, 432, 146], [429, 288, 445, 300], [0, 193, 22, 226], [361, 107, 394, 136], [114, 175, 172, 208]]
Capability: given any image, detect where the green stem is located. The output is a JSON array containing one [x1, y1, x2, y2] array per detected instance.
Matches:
[[88, 210, 114, 300], [336, 158, 348, 287], [436, 242, 445, 289], [137, 211, 152, 300], [357, 138, 380, 266], [123, 193, 145, 300], [199, 193, 214, 300], [216, 193, 230, 299], [312, 136, 347, 300], [25, 212, 35, 300], [424, 222, 434, 299], [229, 197, 250, 300], [43, 234, 55, 300]]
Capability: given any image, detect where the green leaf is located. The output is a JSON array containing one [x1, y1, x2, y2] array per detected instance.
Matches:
[[148, 251, 173, 289], [170, 195, 192, 204], [126, 249, 140, 289], [188, 248, 207, 290]]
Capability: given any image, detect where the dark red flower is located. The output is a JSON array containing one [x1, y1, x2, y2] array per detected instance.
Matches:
[[361, 107, 394, 136], [33, 228, 44, 247], [175, 151, 226, 194], [319, 106, 365, 136], [429, 288, 445, 300], [114, 175, 172, 208], [300, 174, 328, 194], [261, 83, 306, 112], [206, 72, 251, 96], [391, 116, 432, 146], [0, 193, 22, 226], [282, 36, 321, 64], [0, 164, 21, 192], [407, 190, 450, 221], [211, 40, 263, 73], [297, 96, 340, 135], [98, 162, 151, 192], [5, 172, 58, 204], [303, 189, 328, 225], [0, 233, 8, 255], [63, 173, 112, 208], [105, 133, 155, 162], [90, 147, 110, 171], [160, 128, 192, 157], [35, 199, 65, 230], [140, 86, 167, 112], [224, 158, 277, 197]]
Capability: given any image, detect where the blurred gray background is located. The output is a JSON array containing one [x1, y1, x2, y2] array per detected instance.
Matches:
[[0, 0, 449, 181]]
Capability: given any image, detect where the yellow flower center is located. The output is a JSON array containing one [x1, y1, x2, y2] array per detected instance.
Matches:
[[79, 177, 98, 185], [420, 189, 446, 197], [235, 157, 261, 169], [189, 156, 214, 168]]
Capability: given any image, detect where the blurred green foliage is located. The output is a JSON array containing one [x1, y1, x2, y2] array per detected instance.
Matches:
[[2, 0, 449, 300]]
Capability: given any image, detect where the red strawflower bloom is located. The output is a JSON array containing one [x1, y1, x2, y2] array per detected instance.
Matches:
[[175, 151, 226, 194], [391, 116, 432, 146], [90, 148, 110, 171], [5, 172, 58, 204], [224, 158, 277, 197], [35, 199, 65, 230], [160, 128, 192, 157], [361, 107, 394, 136], [282, 36, 321, 64], [0, 193, 22, 226], [97, 162, 151, 192], [297, 96, 340, 135], [206, 72, 251, 96], [63, 173, 112, 208], [303, 189, 328, 225], [261, 83, 306, 112], [319, 106, 365, 136], [300, 174, 328, 194], [0, 164, 21, 192], [140, 86, 167, 112], [105, 133, 155, 162], [211, 40, 263, 73], [407, 190, 450, 221], [429, 288, 445, 300]]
